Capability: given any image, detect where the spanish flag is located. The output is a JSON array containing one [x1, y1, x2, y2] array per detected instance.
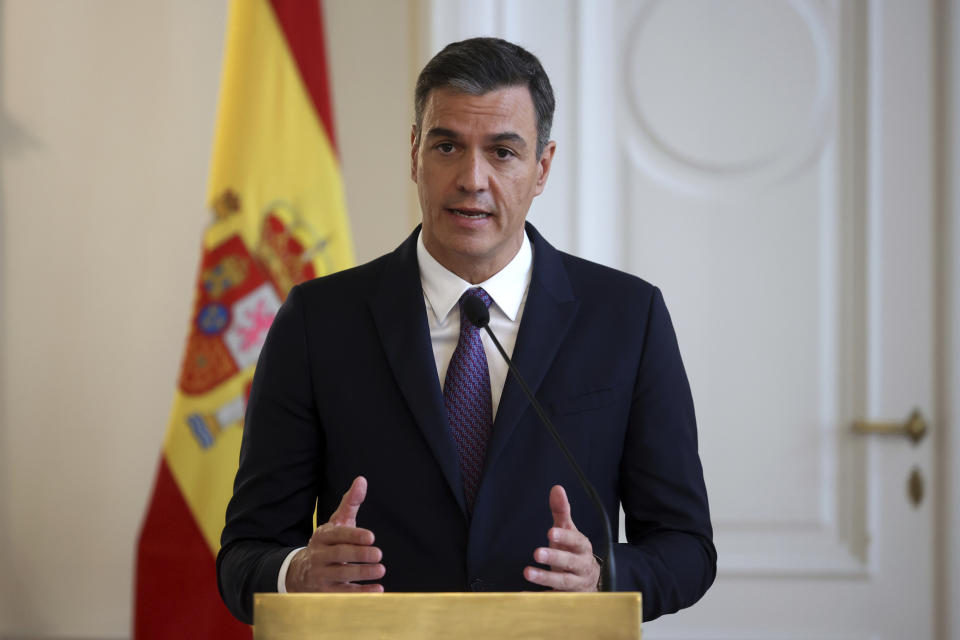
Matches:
[[134, 1, 352, 636]]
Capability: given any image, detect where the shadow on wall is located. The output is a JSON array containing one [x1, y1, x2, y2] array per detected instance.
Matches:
[[0, 0, 43, 632]]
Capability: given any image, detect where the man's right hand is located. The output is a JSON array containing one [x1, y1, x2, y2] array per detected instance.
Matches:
[[285, 476, 386, 592]]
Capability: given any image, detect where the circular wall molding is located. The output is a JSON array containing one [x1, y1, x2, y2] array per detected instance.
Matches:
[[621, 0, 833, 197]]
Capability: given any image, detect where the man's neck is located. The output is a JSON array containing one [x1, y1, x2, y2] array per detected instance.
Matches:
[[422, 236, 524, 284]]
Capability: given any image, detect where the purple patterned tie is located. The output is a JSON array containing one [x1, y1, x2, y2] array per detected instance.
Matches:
[[443, 287, 494, 513]]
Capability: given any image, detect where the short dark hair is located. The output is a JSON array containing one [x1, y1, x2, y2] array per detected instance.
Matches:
[[414, 37, 555, 157]]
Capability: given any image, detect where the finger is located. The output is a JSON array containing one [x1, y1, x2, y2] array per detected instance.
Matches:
[[337, 582, 385, 593], [310, 524, 376, 547], [546, 527, 592, 555], [319, 543, 383, 565], [329, 476, 367, 527], [534, 547, 591, 575], [324, 562, 386, 584], [549, 485, 576, 531], [523, 565, 583, 592]]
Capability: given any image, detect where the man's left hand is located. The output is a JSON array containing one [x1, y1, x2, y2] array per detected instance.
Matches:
[[523, 485, 600, 592]]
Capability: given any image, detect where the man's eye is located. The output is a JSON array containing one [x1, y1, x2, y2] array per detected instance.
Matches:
[[495, 148, 514, 159], [437, 143, 455, 153]]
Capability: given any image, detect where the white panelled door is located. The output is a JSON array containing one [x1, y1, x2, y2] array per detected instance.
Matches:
[[420, 1, 937, 637], [614, 0, 936, 637]]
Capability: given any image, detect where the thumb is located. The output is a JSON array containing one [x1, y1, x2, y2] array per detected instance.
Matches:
[[329, 476, 367, 527], [549, 485, 576, 530]]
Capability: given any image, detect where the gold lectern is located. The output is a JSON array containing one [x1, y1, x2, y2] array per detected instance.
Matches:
[[254, 592, 642, 639]]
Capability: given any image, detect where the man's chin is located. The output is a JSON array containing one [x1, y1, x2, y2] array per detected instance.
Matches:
[[427, 225, 492, 254]]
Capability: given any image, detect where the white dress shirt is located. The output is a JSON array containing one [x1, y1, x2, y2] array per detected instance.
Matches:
[[277, 229, 534, 592], [417, 229, 532, 419]]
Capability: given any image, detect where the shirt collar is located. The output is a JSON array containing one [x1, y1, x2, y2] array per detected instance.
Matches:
[[417, 229, 532, 325]]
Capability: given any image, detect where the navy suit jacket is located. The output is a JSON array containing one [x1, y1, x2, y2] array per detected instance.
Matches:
[[217, 223, 716, 624]]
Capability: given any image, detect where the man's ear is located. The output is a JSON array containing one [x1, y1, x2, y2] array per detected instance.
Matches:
[[534, 140, 557, 196], [410, 124, 419, 184]]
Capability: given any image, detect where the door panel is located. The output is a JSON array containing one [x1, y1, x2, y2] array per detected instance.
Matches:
[[613, 0, 935, 637]]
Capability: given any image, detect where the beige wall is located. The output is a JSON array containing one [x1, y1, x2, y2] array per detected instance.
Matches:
[[0, 1, 417, 636]]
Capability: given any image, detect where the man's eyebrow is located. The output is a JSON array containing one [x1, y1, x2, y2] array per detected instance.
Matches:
[[490, 132, 527, 148], [425, 127, 461, 140]]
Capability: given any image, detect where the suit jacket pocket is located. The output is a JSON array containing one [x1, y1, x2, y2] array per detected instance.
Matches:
[[543, 384, 630, 417]]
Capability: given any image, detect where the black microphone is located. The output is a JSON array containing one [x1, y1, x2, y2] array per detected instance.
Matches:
[[463, 295, 616, 592]]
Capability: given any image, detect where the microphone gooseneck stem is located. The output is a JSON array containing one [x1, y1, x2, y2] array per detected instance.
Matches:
[[481, 325, 617, 592]]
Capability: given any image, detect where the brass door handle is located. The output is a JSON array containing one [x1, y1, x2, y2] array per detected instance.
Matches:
[[852, 408, 927, 444]]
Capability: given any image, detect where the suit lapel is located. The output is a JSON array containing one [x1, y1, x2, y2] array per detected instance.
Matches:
[[369, 228, 467, 516], [483, 224, 579, 477]]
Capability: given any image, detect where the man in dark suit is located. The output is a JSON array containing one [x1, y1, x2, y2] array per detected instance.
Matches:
[[218, 37, 715, 625]]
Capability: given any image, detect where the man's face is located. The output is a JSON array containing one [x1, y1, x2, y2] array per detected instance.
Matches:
[[411, 86, 555, 283]]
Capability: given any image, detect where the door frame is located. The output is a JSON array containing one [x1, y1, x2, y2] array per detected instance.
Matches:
[[937, 0, 960, 638]]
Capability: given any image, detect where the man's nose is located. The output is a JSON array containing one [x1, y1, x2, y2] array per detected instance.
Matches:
[[456, 150, 489, 192]]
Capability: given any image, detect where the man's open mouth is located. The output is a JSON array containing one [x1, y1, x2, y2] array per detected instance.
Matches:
[[448, 208, 491, 219]]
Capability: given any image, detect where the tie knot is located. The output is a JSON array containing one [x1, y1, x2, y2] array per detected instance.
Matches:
[[459, 287, 492, 310]]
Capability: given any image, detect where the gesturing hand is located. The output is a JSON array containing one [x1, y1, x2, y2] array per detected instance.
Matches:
[[523, 485, 600, 592], [285, 476, 386, 593]]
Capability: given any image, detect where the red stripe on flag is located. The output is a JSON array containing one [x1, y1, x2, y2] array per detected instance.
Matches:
[[269, 0, 338, 152], [134, 457, 250, 639]]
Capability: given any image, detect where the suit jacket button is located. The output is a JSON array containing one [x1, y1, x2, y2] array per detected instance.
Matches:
[[470, 578, 485, 592]]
